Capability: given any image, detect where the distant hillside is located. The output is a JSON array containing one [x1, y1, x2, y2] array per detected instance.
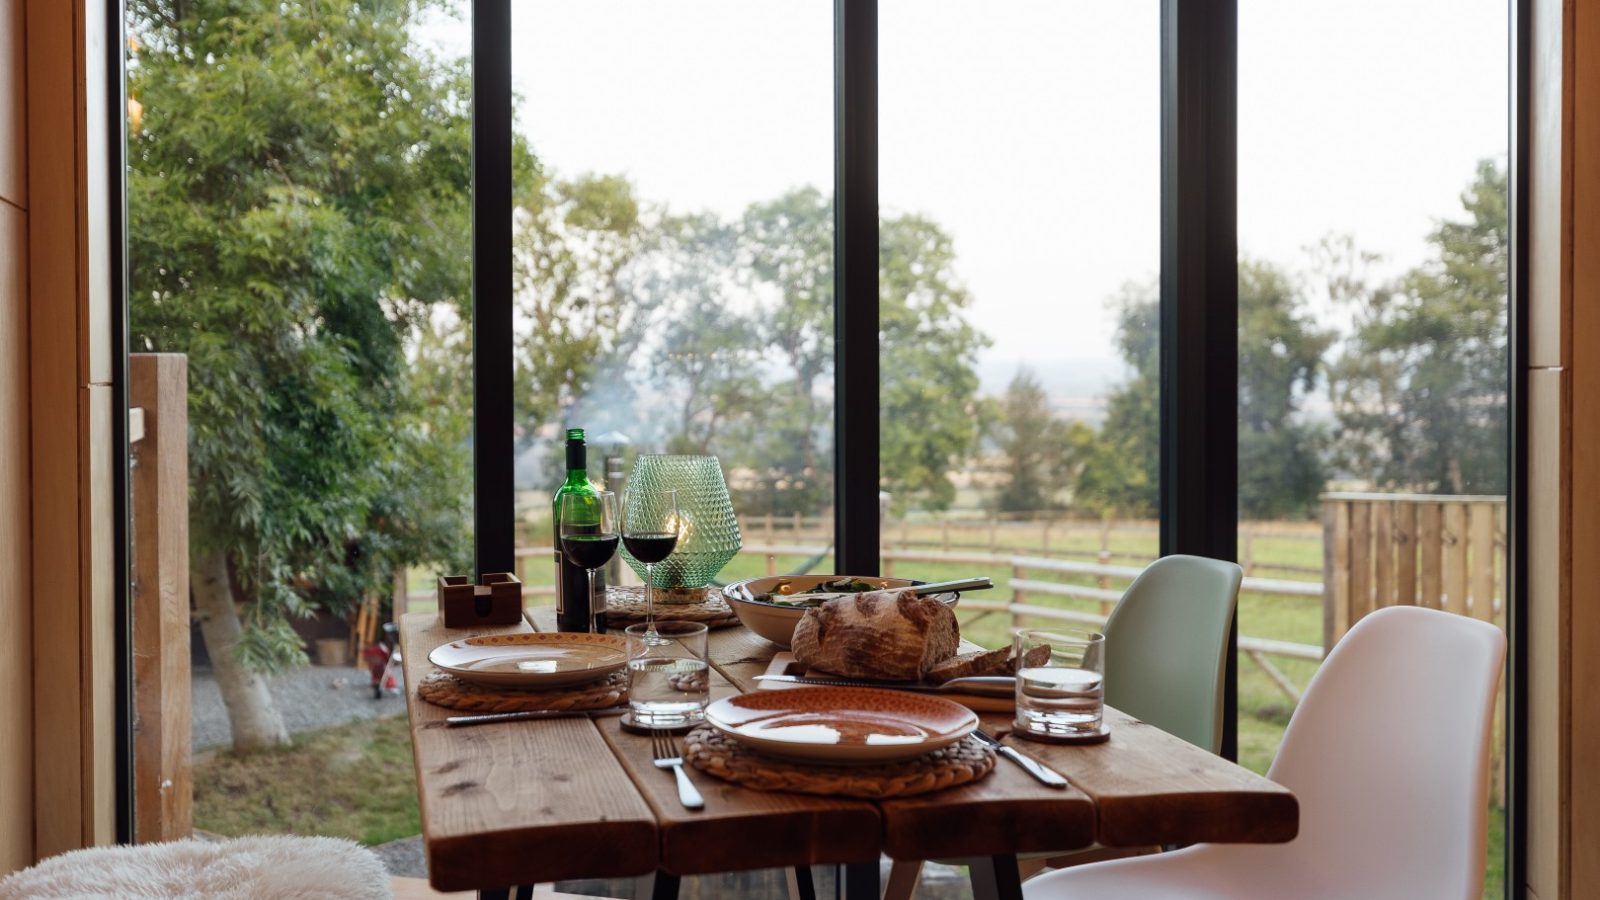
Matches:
[[977, 356, 1127, 426]]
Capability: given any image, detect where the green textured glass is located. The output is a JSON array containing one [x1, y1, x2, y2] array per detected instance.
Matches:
[[620, 455, 742, 589]]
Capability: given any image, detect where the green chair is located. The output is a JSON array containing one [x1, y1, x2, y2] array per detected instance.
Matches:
[[881, 554, 1243, 900]]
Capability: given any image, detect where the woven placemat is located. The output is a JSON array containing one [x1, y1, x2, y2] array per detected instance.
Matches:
[[416, 670, 627, 712], [603, 586, 740, 629], [682, 726, 996, 799]]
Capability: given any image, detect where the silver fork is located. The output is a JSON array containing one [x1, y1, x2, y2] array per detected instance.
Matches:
[[650, 730, 704, 810]]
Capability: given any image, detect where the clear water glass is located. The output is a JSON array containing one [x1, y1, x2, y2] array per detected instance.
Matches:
[[625, 621, 710, 728], [1013, 628, 1106, 743]]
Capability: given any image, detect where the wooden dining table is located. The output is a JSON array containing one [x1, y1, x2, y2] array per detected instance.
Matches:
[[401, 608, 1298, 900]]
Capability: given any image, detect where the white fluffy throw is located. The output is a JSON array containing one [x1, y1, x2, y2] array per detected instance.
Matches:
[[0, 835, 392, 900]]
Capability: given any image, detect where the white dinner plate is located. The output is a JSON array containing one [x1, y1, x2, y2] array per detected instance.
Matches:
[[428, 632, 630, 688], [704, 686, 979, 764]]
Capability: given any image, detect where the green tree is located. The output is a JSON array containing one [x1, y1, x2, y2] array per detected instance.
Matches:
[[1327, 160, 1509, 494], [1077, 263, 1330, 519], [128, 0, 638, 750], [992, 369, 1070, 513]]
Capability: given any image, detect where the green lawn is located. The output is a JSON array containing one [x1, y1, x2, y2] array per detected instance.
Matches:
[[193, 715, 419, 846]]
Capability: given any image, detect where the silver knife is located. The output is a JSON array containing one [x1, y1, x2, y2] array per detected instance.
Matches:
[[972, 728, 1070, 788], [753, 674, 1015, 698], [445, 706, 629, 728]]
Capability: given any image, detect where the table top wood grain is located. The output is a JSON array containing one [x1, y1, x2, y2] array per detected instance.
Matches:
[[402, 608, 1297, 891]]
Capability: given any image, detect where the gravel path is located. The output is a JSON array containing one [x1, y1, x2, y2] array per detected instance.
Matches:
[[191, 663, 407, 752]]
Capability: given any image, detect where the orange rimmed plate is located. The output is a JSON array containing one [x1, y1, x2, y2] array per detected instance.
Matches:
[[428, 632, 630, 688], [704, 687, 979, 764]]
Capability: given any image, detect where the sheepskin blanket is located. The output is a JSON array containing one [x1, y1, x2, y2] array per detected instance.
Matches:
[[0, 835, 391, 900]]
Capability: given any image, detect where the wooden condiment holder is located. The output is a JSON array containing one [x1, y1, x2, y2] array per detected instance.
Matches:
[[439, 572, 523, 627]]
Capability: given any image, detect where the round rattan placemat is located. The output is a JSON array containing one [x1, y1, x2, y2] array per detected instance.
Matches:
[[603, 586, 740, 629], [682, 726, 996, 799], [416, 669, 627, 712]]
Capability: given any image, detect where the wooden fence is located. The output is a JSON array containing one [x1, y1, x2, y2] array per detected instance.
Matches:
[[1321, 493, 1507, 651]]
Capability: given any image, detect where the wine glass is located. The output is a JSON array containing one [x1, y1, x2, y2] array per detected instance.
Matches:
[[622, 488, 680, 646], [559, 490, 619, 634]]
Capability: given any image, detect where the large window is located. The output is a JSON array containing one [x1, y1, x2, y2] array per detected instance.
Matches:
[[877, 1, 1160, 650], [1237, 0, 1511, 894], [507, 2, 837, 594]]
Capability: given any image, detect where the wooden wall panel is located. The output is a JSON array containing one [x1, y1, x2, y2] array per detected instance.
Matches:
[[1528, 0, 1568, 367], [0, 0, 22, 209], [0, 198, 30, 874], [1527, 367, 1569, 900]]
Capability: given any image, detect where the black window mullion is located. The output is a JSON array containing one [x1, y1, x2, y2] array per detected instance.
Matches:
[[1160, 0, 1239, 760], [834, 0, 880, 574], [472, 0, 515, 577]]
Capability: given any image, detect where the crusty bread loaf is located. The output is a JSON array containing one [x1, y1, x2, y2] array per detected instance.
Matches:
[[925, 647, 1011, 683], [924, 643, 1053, 683], [791, 590, 960, 681]]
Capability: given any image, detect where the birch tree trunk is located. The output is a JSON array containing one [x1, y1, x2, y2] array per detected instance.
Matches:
[[192, 549, 289, 751]]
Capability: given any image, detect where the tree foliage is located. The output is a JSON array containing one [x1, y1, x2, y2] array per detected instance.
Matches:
[[1327, 160, 1509, 494], [991, 369, 1074, 513]]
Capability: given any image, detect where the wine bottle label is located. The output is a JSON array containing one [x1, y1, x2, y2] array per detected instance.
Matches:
[[554, 550, 564, 613]]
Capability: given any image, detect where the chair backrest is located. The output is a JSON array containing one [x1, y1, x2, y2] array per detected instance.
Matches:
[[1103, 554, 1241, 754], [1267, 605, 1505, 898]]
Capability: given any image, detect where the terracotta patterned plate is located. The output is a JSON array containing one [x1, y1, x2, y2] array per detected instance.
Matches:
[[428, 632, 631, 689], [704, 686, 979, 764]]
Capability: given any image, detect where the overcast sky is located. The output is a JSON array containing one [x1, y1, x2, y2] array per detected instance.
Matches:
[[430, 1, 1507, 393]]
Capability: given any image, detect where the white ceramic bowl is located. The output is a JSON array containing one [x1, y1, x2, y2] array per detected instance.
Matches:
[[721, 575, 959, 649]]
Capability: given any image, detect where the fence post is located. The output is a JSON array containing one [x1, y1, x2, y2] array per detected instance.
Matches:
[[1010, 562, 1024, 631], [130, 353, 192, 841], [766, 553, 777, 577]]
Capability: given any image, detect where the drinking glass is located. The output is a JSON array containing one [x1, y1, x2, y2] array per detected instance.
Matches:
[[621, 488, 680, 645], [559, 490, 619, 634], [625, 621, 709, 728], [1012, 628, 1107, 743]]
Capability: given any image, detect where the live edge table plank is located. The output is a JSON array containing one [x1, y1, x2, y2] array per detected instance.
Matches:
[[406, 607, 1297, 894], [401, 613, 658, 892], [525, 608, 883, 877]]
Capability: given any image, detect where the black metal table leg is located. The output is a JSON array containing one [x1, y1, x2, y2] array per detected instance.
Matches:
[[514, 887, 534, 900], [650, 870, 682, 900], [788, 865, 818, 900], [967, 855, 1024, 900], [476, 890, 509, 900], [843, 861, 880, 899]]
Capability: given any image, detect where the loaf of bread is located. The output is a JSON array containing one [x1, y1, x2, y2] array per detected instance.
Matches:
[[791, 590, 960, 681], [924, 643, 1051, 684]]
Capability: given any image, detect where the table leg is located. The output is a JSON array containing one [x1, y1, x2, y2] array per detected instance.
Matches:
[[515, 888, 534, 900], [476, 891, 509, 900], [786, 865, 817, 900], [843, 861, 880, 899], [650, 870, 682, 900], [967, 855, 1024, 900]]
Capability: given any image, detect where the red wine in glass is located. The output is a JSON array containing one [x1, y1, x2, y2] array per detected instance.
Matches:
[[562, 533, 620, 570], [622, 531, 678, 564]]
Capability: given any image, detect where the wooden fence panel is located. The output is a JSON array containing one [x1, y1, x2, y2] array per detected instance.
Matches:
[[1469, 502, 1497, 623], [1373, 500, 1394, 609], [1419, 503, 1443, 610], [1395, 502, 1418, 607], [1349, 502, 1373, 622], [1442, 503, 1468, 616], [1325, 501, 1350, 653]]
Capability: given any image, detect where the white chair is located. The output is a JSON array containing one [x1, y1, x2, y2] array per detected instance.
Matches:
[[1023, 605, 1506, 900]]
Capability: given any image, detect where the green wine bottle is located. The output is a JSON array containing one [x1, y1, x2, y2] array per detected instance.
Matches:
[[554, 429, 606, 632]]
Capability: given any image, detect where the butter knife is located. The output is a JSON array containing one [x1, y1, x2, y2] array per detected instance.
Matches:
[[445, 706, 629, 728], [753, 674, 1015, 698], [972, 728, 1070, 788]]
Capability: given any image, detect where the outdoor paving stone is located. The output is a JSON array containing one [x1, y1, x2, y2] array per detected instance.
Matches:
[[191, 662, 406, 751]]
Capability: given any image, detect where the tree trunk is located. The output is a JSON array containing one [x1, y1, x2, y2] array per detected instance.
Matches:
[[192, 549, 289, 752]]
